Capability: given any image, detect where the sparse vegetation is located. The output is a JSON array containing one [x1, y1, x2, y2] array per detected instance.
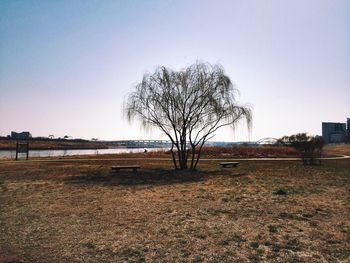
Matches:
[[0, 148, 349, 262]]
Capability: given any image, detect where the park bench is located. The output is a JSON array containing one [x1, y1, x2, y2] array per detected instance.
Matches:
[[219, 162, 240, 168], [111, 165, 140, 172]]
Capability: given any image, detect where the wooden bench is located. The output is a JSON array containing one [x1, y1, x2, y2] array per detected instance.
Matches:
[[111, 165, 140, 172], [220, 162, 240, 168]]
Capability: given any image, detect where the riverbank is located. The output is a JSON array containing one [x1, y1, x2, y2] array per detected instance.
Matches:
[[0, 147, 168, 160], [1, 141, 348, 160], [0, 138, 115, 150]]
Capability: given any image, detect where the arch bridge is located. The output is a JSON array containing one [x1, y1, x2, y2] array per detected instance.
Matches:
[[256, 137, 279, 145]]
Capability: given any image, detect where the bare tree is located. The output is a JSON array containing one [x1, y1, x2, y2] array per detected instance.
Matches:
[[277, 133, 325, 165], [125, 62, 252, 170]]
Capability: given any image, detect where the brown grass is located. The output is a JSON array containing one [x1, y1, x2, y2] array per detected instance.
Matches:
[[0, 152, 349, 262], [199, 145, 297, 158], [324, 144, 350, 156]]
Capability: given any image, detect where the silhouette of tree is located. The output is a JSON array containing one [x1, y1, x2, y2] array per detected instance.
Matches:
[[125, 62, 252, 170], [277, 133, 325, 165]]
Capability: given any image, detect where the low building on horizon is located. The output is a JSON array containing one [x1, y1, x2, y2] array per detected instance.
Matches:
[[11, 131, 32, 140], [322, 119, 348, 143], [347, 118, 350, 142]]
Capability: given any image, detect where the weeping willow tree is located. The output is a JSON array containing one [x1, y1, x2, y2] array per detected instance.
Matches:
[[125, 62, 252, 170]]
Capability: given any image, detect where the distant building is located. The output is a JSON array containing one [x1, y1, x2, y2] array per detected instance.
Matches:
[[11, 131, 32, 140], [347, 118, 350, 143], [322, 121, 348, 143]]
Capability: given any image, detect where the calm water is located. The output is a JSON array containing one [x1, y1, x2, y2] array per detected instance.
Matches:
[[0, 148, 166, 159]]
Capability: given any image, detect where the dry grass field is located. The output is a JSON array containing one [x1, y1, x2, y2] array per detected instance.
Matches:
[[323, 144, 350, 156], [0, 146, 349, 262], [193, 145, 297, 158]]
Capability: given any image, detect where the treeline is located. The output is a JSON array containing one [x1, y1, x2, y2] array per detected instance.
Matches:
[[0, 137, 110, 150], [0, 136, 89, 142]]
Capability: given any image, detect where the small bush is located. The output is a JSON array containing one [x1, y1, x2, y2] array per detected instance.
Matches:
[[274, 186, 305, 195], [250, 241, 259, 248], [277, 133, 325, 165], [274, 188, 287, 195], [268, 225, 278, 233]]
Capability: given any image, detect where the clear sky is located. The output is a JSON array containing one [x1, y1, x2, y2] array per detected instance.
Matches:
[[1, 0, 349, 141]]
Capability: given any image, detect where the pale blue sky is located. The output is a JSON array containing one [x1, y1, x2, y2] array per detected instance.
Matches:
[[0, 0, 349, 141]]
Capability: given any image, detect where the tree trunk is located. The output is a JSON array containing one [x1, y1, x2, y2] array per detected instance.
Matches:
[[193, 142, 205, 170], [190, 145, 196, 170], [177, 145, 183, 169], [178, 136, 188, 170], [170, 144, 178, 170], [179, 149, 188, 169]]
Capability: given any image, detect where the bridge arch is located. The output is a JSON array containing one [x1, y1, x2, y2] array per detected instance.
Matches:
[[256, 137, 279, 145]]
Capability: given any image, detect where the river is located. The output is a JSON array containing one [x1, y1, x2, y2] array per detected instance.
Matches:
[[0, 148, 166, 159]]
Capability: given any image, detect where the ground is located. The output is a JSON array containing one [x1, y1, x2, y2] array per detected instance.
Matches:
[[0, 146, 349, 262]]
